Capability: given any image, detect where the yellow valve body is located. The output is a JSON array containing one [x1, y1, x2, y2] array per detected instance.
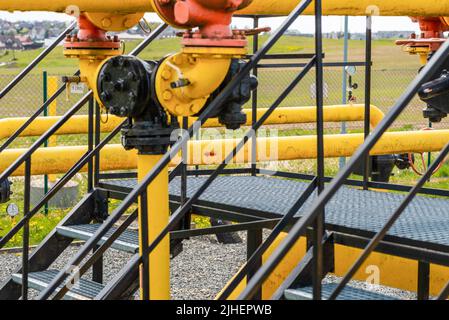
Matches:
[[155, 47, 246, 117]]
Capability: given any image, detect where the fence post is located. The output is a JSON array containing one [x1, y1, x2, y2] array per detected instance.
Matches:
[[339, 16, 349, 170], [42, 71, 48, 215]]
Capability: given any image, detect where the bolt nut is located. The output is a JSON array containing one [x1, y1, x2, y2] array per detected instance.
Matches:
[[123, 18, 135, 29], [163, 90, 173, 101], [101, 18, 112, 28], [161, 70, 172, 80]]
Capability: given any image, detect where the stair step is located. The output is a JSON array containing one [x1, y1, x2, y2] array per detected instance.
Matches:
[[12, 270, 104, 300], [284, 283, 400, 300], [57, 224, 139, 253]]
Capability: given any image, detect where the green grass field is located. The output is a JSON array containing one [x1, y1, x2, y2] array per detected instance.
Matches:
[[0, 35, 447, 247]]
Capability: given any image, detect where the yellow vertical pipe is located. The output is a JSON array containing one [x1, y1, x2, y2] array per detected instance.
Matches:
[[137, 155, 170, 300], [48, 76, 58, 182]]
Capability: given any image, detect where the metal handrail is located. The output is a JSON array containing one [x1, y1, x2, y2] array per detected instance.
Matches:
[[0, 22, 76, 100], [36, 0, 314, 300], [0, 117, 125, 248], [0, 92, 91, 182], [0, 24, 168, 299], [236, 37, 449, 300], [0, 22, 168, 154]]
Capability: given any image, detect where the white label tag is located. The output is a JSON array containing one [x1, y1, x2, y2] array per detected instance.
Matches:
[[70, 82, 85, 94]]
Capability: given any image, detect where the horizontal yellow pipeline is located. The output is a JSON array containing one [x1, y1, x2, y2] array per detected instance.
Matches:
[[0, 115, 124, 140], [0, 105, 383, 140], [3, 0, 449, 17], [2, 129, 448, 176], [190, 104, 384, 129]]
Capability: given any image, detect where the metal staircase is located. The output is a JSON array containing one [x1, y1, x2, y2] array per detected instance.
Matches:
[[1, 0, 449, 301]]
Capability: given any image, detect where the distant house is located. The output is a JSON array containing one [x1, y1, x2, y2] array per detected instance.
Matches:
[[30, 27, 46, 41], [16, 35, 44, 50], [0, 35, 23, 50]]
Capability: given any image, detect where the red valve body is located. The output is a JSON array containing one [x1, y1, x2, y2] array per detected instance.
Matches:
[[155, 0, 253, 47]]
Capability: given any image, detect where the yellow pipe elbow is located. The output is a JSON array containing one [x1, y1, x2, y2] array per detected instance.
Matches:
[[155, 52, 232, 117]]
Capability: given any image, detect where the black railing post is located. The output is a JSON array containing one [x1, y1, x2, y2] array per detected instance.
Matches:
[[22, 158, 31, 300], [251, 16, 260, 177], [140, 190, 150, 300], [363, 15, 373, 190], [417, 261, 430, 300], [247, 228, 263, 299], [94, 102, 101, 186], [92, 96, 103, 285], [313, 0, 325, 300], [181, 117, 190, 232], [87, 96, 94, 192]]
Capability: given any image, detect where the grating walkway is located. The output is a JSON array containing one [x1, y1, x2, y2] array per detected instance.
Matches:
[[101, 176, 449, 250]]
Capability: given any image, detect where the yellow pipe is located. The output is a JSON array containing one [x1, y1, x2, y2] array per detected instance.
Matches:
[[2, 129, 448, 176], [0, 115, 124, 140], [47, 76, 59, 183], [3, 0, 449, 17], [0, 105, 383, 140], [137, 155, 170, 300]]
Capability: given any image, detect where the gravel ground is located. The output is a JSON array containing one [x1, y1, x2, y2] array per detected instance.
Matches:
[[0, 233, 417, 300]]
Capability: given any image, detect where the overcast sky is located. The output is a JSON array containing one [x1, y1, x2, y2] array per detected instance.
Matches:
[[0, 11, 420, 34]]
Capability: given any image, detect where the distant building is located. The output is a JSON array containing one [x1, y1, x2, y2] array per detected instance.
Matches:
[[0, 35, 22, 50], [16, 35, 44, 50]]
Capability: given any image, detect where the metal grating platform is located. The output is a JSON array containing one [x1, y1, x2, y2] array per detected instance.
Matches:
[[284, 283, 399, 300], [100, 175, 449, 251], [12, 270, 104, 300], [57, 224, 139, 253]]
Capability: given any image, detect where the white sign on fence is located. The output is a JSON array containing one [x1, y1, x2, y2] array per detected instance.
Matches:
[[70, 82, 86, 94]]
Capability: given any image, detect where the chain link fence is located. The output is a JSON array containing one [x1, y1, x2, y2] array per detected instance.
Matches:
[[0, 71, 97, 148], [0, 64, 432, 149], [254, 66, 430, 132]]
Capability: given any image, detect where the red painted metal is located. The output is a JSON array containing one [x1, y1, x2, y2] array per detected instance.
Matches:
[[64, 14, 121, 50], [396, 17, 449, 53], [154, 0, 253, 47]]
